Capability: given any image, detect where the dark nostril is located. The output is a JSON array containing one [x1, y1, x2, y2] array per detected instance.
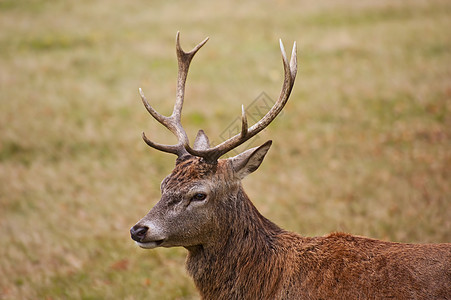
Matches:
[[130, 225, 149, 242]]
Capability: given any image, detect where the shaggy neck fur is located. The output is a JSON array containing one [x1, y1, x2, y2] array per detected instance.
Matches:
[[185, 186, 302, 299]]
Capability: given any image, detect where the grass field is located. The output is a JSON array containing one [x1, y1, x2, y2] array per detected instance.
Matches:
[[1, 0, 450, 299]]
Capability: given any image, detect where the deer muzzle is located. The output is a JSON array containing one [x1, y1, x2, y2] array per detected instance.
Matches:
[[130, 222, 166, 249]]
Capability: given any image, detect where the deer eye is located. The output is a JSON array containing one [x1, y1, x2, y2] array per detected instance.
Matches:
[[191, 193, 207, 202]]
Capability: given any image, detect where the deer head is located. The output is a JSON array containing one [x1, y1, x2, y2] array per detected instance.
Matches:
[[130, 32, 297, 250]]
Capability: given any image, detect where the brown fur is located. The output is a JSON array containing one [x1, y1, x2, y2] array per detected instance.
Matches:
[[133, 156, 451, 300]]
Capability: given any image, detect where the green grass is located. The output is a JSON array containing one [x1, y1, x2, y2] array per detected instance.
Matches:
[[1, 0, 450, 299]]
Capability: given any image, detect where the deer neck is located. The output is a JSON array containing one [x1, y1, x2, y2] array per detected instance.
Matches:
[[185, 186, 287, 298]]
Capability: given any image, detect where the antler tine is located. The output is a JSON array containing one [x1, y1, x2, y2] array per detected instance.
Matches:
[[185, 40, 297, 162], [241, 105, 248, 138], [290, 41, 298, 80], [140, 88, 188, 156], [141, 32, 209, 157], [173, 31, 209, 122], [139, 88, 167, 124], [142, 132, 182, 155]]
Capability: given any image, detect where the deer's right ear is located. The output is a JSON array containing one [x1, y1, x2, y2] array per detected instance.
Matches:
[[230, 140, 272, 180], [193, 130, 211, 150]]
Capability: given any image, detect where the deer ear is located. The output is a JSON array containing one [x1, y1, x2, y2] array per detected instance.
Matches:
[[229, 140, 272, 179], [193, 130, 211, 150]]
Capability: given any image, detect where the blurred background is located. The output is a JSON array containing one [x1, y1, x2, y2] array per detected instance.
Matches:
[[1, 0, 450, 299]]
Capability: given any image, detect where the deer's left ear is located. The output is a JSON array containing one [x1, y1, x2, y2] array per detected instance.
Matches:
[[229, 140, 272, 180]]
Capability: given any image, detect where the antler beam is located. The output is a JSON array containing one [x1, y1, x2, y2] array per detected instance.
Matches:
[[185, 39, 297, 162]]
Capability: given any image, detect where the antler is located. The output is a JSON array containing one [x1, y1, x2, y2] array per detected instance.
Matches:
[[140, 33, 297, 163], [140, 32, 209, 157], [185, 39, 297, 162]]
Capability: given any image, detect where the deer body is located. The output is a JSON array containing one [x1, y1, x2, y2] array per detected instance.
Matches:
[[130, 33, 451, 299], [186, 186, 451, 299]]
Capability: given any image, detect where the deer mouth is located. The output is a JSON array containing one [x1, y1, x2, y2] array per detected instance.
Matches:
[[136, 239, 164, 249]]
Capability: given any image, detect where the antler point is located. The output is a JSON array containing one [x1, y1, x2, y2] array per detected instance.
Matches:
[[241, 104, 248, 138]]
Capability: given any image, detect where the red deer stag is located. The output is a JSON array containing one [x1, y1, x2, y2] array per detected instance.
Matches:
[[130, 32, 451, 299]]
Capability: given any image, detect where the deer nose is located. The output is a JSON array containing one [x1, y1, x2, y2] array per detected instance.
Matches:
[[130, 225, 149, 242]]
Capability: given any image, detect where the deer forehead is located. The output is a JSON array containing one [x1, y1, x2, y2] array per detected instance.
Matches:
[[163, 157, 233, 192]]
